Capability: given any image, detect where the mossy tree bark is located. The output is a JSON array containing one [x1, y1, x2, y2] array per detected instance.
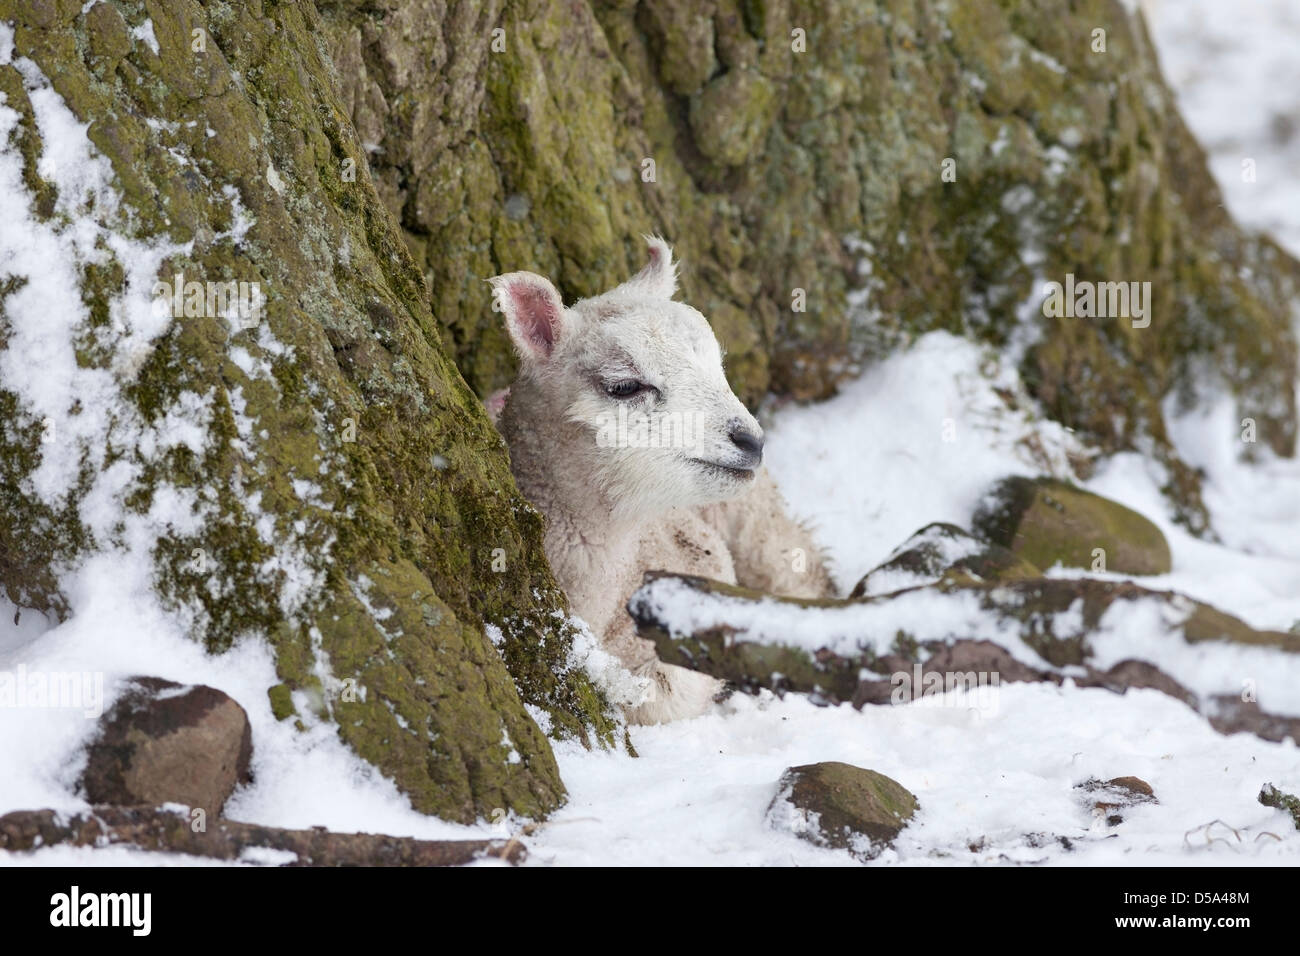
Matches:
[[0, 0, 615, 823]]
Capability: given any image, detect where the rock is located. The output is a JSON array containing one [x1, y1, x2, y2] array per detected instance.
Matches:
[[640, 0, 718, 95], [973, 477, 1172, 574], [853, 639, 1052, 708], [1076, 776, 1156, 825], [850, 522, 1041, 598], [266, 684, 295, 722], [81, 678, 253, 816], [631, 573, 863, 703], [1106, 776, 1155, 799], [768, 762, 918, 860], [1205, 696, 1300, 745]]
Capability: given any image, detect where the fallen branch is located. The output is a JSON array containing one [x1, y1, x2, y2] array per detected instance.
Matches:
[[630, 572, 1300, 743], [0, 807, 525, 866]]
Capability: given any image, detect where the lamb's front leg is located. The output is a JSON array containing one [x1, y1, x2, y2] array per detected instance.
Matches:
[[625, 659, 728, 725], [602, 611, 726, 724]]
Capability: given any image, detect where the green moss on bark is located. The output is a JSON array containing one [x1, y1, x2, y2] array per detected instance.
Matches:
[[0, 0, 616, 823]]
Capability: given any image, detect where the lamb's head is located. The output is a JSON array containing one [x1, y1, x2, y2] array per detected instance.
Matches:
[[490, 237, 763, 520]]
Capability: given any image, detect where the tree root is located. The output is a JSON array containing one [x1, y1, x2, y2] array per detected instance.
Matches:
[[0, 807, 525, 866]]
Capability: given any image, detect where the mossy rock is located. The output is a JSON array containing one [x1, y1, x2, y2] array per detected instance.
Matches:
[[968, 577, 1300, 666], [768, 761, 918, 860], [973, 477, 1172, 575], [1182, 601, 1300, 650], [1259, 784, 1300, 831], [850, 522, 1041, 598], [630, 571, 863, 702], [0, 0, 615, 824], [1076, 776, 1156, 826]]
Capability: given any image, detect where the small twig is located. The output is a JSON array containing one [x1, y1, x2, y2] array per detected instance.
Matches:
[[1183, 819, 1243, 850]]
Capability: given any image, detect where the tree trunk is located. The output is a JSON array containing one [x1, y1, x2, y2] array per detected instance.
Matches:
[[0, 0, 616, 824]]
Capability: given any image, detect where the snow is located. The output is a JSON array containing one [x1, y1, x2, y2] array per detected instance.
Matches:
[[1143, 0, 1300, 257], [4, 10, 1300, 867], [527, 307, 1300, 865], [130, 20, 160, 57], [532, 686, 1298, 866], [763, 332, 1083, 594], [855, 523, 994, 597]]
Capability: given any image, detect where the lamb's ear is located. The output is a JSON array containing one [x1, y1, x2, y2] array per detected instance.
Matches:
[[488, 271, 572, 363], [617, 234, 678, 300]]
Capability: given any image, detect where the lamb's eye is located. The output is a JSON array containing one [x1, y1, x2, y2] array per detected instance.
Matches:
[[604, 379, 649, 399]]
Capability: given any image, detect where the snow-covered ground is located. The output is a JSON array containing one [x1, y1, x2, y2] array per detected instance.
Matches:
[[1143, 0, 1300, 258], [17, 330, 1295, 868], [538, 682, 1298, 866], [4, 4, 1300, 866], [528, 333, 1300, 866]]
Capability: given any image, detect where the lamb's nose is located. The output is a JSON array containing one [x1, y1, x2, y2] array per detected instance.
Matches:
[[727, 422, 764, 464]]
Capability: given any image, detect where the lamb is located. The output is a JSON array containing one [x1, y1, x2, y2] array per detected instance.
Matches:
[[489, 237, 834, 724]]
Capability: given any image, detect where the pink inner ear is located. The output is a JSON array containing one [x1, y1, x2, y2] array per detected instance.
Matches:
[[509, 283, 560, 355]]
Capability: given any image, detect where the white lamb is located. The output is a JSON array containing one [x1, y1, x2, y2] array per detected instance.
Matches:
[[490, 237, 833, 724]]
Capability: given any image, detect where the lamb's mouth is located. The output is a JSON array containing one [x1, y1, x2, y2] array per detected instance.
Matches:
[[688, 458, 757, 481]]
